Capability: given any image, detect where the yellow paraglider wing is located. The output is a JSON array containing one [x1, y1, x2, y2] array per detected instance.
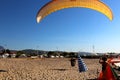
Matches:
[[36, 0, 113, 23]]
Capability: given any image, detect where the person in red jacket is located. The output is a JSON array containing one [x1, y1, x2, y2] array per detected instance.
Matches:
[[99, 55, 108, 80]]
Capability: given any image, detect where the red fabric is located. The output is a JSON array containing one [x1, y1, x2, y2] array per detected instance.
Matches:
[[98, 72, 103, 80], [98, 64, 115, 80], [106, 64, 115, 80]]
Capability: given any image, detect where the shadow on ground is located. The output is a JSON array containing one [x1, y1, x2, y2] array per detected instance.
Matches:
[[51, 69, 68, 71], [87, 79, 98, 80], [0, 70, 7, 72]]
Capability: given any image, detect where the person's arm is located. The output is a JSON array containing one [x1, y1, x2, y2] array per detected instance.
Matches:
[[99, 58, 103, 64]]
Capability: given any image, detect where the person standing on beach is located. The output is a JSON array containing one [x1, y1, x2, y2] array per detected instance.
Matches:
[[99, 55, 108, 80], [99, 55, 107, 71], [70, 57, 76, 67]]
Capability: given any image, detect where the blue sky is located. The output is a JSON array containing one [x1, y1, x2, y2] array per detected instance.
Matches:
[[0, 0, 120, 53]]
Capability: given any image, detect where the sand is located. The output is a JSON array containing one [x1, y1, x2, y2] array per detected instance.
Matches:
[[0, 58, 101, 80]]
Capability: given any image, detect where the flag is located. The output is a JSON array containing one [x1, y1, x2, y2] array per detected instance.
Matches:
[[78, 53, 88, 72]]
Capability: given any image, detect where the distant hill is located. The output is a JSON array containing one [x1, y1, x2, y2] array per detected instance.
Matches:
[[78, 52, 98, 56], [22, 49, 47, 55], [0, 46, 4, 50]]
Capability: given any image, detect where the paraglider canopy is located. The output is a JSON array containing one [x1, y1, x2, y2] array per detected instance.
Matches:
[[36, 0, 113, 23]]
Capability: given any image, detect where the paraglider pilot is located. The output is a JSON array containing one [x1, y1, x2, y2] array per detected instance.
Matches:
[[99, 54, 108, 79], [99, 55, 107, 71]]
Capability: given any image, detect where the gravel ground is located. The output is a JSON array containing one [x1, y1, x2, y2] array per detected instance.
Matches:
[[0, 58, 101, 80]]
